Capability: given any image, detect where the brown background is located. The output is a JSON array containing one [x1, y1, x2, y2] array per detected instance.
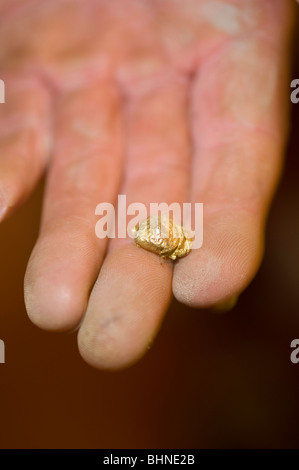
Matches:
[[0, 36, 299, 451]]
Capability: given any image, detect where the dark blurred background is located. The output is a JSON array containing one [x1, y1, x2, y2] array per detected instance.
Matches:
[[0, 28, 299, 453]]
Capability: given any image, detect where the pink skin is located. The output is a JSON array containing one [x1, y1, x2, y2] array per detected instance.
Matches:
[[0, 0, 295, 369]]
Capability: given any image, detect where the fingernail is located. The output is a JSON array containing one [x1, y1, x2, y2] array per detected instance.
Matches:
[[211, 295, 239, 313]]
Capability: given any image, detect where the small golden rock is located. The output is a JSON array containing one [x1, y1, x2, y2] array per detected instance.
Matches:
[[133, 215, 192, 260]]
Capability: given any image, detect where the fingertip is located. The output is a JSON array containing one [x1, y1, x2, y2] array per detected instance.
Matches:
[[24, 271, 85, 332], [77, 245, 172, 370], [77, 323, 147, 371], [24, 224, 101, 332], [173, 213, 263, 309]]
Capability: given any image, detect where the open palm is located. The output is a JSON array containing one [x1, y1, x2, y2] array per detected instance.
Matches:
[[0, 0, 294, 368]]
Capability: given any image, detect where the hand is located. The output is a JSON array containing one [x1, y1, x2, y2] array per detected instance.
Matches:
[[0, 0, 295, 369]]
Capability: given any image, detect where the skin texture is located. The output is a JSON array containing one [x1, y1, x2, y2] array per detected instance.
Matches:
[[0, 0, 295, 369]]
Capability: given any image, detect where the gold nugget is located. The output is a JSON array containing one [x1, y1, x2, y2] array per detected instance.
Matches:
[[133, 215, 192, 260]]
